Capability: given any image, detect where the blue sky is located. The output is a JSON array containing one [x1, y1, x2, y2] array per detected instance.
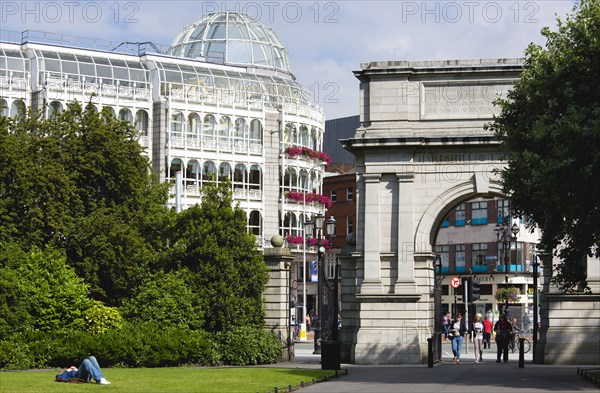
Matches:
[[1, 0, 578, 119]]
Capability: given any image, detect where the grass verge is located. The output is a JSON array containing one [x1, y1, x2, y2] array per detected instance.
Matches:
[[0, 367, 336, 393]]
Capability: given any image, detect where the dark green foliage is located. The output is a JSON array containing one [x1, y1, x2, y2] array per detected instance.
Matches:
[[167, 181, 270, 332], [0, 324, 281, 369], [0, 103, 174, 304], [120, 269, 204, 330], [487, 0, 600, 291], [216, 326, 283, 366], [0, 244, 93, 337]]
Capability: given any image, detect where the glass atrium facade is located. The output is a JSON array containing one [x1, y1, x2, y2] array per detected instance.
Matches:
[[0, 12, 326, 249]]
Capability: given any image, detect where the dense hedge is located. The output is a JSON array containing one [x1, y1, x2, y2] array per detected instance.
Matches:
[[0, 323, 281, 370]]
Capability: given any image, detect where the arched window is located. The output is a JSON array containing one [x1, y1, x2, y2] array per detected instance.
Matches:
[[284, 167, 297, 190], [10, 100, 26, 117], [234, 163, 246, 189], [47, 101, 62, 118], [250, 119, 262, 143], [284, 123, 295, 145], [118, 108, 133, 123], [218, 162, 231, 182], [299, 169, 309, 191], [169, 158, 183, 179], [234, 118, 246, 142], [170, 111, 184, 137], [203, 114, 216, 139], [188, 113, 201, 141], [283, 212, 298, 237], [249, 210, 262, 235], [311, 127, 318, 150], [300, 125, 309, 147], [134, 110, 149, 136], [203, 160, 216, 182], [0, 99, 9, 117], [249, 164, 261, 190], [219, 116, 231, 143], [102, 106, 116, 120], [186, 159, 200, 187]]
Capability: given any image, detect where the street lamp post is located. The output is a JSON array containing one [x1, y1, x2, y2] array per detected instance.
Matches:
[[532, 244, 539, 363], [304, 213, 336, 360], [495, 220, 520, 315], [434, 255, 443, 361], [301, 162, 325, 341]]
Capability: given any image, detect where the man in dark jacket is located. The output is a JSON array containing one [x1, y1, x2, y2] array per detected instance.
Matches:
[[494, 314, 513, 363]]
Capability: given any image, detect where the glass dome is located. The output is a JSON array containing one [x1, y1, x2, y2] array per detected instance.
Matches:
[[168, 12, 291, 73]]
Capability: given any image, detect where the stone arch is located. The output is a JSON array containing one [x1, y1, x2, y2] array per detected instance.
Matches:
[[414, 179, 505, 253]]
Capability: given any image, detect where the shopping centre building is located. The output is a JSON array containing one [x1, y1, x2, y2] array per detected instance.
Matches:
[[0, 12, 328, 254]]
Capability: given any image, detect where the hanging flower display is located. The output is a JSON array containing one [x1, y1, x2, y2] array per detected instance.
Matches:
[[286, 235, 304, 245], [285, 235, 332, 249], [285, 191, 332, 209], [284, 146, 331, 165], [495, 287, 520, 303]]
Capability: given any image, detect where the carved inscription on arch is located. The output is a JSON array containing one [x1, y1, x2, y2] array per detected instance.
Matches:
[[422, 82, 512, 119]]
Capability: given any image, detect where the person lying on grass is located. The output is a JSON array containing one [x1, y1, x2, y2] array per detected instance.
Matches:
[[55, 356, 111, 385]]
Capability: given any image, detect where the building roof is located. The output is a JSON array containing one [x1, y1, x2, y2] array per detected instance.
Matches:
[[168, 12, 291, 74]]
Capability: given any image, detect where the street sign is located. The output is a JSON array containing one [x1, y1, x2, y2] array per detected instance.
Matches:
[[451, 276, 461, 288]]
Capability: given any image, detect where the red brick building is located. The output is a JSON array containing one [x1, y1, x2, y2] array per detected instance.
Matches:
[[323, 167, 356, 249]]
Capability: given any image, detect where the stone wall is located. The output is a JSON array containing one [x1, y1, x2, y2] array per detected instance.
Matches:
[[538, 255, 600, 364]]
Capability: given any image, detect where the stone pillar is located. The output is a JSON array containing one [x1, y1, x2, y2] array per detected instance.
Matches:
[[338, 244, 359, 364], [361, 173, 383, 294], [395, 172, 418, 295], [263, 238, 295, 362], [538, 252, 600, 364]]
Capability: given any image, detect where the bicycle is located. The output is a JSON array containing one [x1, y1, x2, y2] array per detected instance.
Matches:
[[509, 332, 531, 353]]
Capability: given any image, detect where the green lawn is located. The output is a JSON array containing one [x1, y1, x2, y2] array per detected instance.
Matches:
[[0, 367, 336, 393]]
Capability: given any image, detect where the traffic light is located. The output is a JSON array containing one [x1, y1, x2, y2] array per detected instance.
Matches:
[[468, 278, 481, 302]]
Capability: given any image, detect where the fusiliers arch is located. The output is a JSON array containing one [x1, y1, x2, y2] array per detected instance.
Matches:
[[339, 59, 523, 364]]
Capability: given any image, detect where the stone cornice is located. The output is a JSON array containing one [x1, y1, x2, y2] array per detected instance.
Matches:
[[356, 294, 422, 303], [342, 135, 502, 150], [544, 292, 600, 301], [354, 59, 523, 80]]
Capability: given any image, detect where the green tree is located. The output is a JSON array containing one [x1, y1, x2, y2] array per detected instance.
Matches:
[[168, 181, 270, 332], [0, 103, 174, 303], [0, 244, 96, 336], [120, 269, 204, 329], [487, 0, 600, 292]]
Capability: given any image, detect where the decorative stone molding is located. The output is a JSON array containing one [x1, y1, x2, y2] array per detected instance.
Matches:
[[356, 293, 422, 302]]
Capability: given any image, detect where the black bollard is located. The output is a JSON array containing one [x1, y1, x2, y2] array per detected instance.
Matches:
[[518, 337, 525, 368], [427, 337, 433, 368]]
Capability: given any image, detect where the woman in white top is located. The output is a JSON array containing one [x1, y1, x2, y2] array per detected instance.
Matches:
[[471, 313, 485, 363]]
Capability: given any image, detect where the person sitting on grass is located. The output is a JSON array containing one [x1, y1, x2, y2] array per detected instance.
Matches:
[[55, 356, 111, 385]]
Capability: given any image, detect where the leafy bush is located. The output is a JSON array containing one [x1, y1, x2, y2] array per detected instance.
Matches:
[[83, 300, 123, 335], [120, 270, 203, 330], [37, 323, 221, 368], [0, 244, 95, 337], [3, 324, 279, 369], [216, 326, 282, 366], [0, 339, 34, 370]]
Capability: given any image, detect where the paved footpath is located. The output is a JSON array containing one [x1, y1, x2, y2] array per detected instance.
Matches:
[[282, 342, 598, 393]]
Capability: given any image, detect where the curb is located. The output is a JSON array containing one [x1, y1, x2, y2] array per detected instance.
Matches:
[[264, 369, 349, 393], [577, 367, 600, 387]]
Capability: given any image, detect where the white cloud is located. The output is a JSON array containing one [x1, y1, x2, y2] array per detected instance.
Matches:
[[0, 0, 577, 119]]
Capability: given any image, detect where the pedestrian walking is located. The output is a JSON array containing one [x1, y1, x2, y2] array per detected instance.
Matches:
[[494, 314, 513, 363], [448, 312, 467, 364], [471, 313, 485, 363], [483, 316, 493, 349], [441, 311, 451, 341]]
